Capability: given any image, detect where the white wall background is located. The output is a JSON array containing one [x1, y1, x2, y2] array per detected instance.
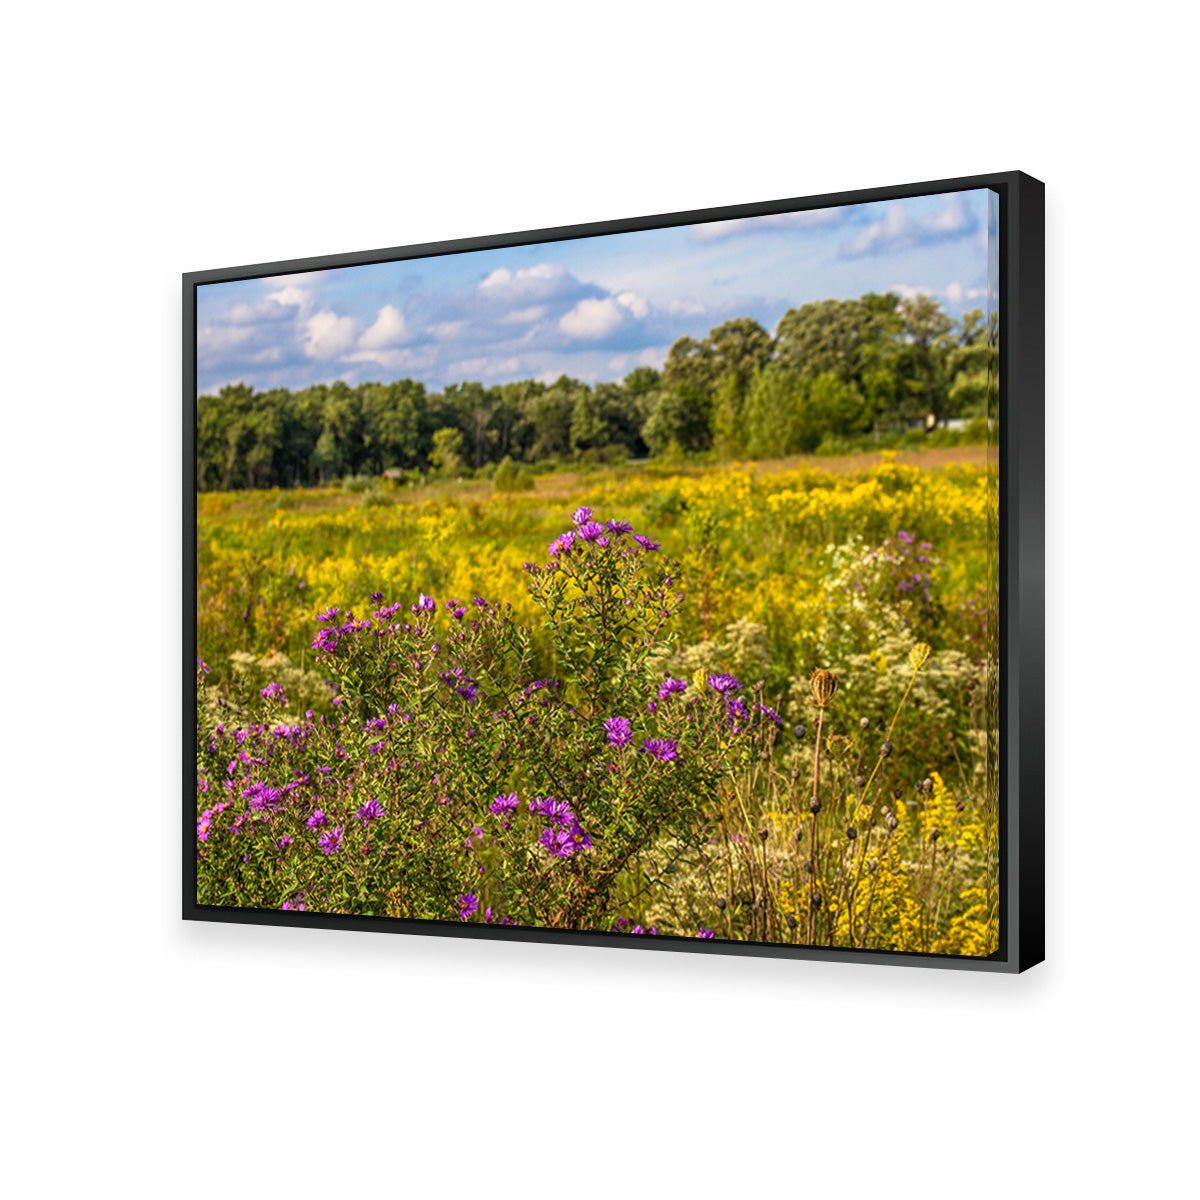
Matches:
[[4, 3, 1195, 1197]]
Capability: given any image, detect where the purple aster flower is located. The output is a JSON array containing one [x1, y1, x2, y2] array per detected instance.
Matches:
[[412, 592, 436, 614], [548, 531, 577, 558], [697, 928, 716, 939], [757, 703, 784, 727], [281, 896, 306, 912], [317, 825, 344, 855], [312, 627, 339, 654], [306, 809, 327, 830], [707, 672, 742, 694], [646, 700, 658, 714], [605, 518, 632, 535], [488, 791, 519, 816], [316, 606, 340, 623], [259, 682, 286, 701], [567, 820, 592, 852], [356, 797, 386, 823], [576, 520, 606, 542], [604, 717, 633, 747], [370, 590, 384, 603], [658, 677, 687, 699], [632, 534, 661, 551], [539, 827, 575, 857], [455, 681, 480, 701], [641, 738, 678, 762], [457, 892, 479, 920], [571, 506, 594, 526]]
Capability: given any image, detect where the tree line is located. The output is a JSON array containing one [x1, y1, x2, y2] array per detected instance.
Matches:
[[196, 292, 995, 490]]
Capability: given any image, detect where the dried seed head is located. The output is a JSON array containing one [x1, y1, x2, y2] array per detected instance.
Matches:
[[790, 765, 802, 782], [786, 914, 798, 930], [956, 801, 965, 813], [881, 741, 893, 758], [809, 796, 821, 815], [793, 724, 806, 739], [922, 778, 934, 795], [855, 775, 866, 790], [908, 642, 932, 673], [892, 787, 903, 800], [868, 859, 878, 874], [759, 827, 769, 842], [885, 814, 899, 831], [929, 828, 941, 843], [809, 668, 838, 709], [810, 891, 823, 909], [794, 827, 804, 843], [716, 897, 727, 910], [859, 716, 870, 730], [846, 825, 858, 840], [804, 861, 814, 875]]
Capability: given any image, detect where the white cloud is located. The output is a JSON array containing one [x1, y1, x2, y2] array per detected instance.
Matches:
[[197, 323, 255, 355], [345, 347, 420, 372], [358, 304, 408, 349], [428, 320, 467, 340], [608, 354, 630, 373], [446, 355, 521, 379], [265, 284, 309, 310], [479, 262, 567, 297], [690, 207, 842, 243], [616, 291, 649, 319], [667, 298, 705, 317], [890, 283, 936, 300], [559, 297, 624, 339], [945, 282, 964, 304], [303, 310, 360, 360], [636, 345, 670, 368], [842, 195, 973, 258], [500, 305, 546, 325]]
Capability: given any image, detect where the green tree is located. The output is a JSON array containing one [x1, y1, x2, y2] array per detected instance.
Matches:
[[429, 427, 464, 477]]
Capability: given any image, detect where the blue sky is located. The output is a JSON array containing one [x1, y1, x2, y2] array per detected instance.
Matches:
[[196, 189, 993, 395]]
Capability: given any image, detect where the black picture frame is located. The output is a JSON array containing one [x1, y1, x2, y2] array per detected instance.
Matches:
[[183, 170, 1044, 972]]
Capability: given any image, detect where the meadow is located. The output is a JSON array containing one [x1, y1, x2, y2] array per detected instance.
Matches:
[[195, 447, 999, 955]]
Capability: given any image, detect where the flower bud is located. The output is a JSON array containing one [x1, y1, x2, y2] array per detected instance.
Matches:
[[809, 668, 838, 709], [809, 796, 821, 815], [859, 717, 870, 730]]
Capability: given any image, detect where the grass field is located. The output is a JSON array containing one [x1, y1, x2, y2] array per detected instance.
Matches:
[[196, 448, 999, 954]]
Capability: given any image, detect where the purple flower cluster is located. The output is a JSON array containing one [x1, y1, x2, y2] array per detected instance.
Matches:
[[657, 677, 687, 699], [641, 738, 678, 763], [412, 592, 436, 615], [707, 673, 742, 694], [259, 682, 286, 702], [355, 797, 386, 823], [196, 800, 231, 843], [488, 792, 519, 816], [603, 716, 633, 748], [317, 825, 344, 855], [546, 509, 660, 563], [457, 892, 479, 920]]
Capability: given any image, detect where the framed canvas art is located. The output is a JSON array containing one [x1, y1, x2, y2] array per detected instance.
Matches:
[[184, 171, 1044, 971]]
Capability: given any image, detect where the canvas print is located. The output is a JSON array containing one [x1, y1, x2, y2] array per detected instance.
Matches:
[[193, 188, 1000, 956]]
